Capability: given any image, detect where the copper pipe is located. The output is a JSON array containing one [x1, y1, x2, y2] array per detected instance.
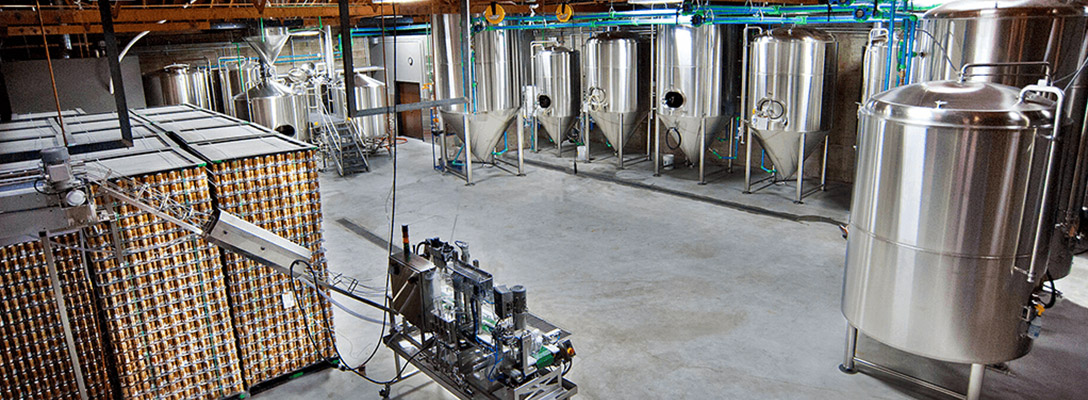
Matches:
[[35, 0, 66, 141]]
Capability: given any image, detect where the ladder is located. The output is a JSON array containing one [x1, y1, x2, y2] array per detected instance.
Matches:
[[315, 115, 370, 176]]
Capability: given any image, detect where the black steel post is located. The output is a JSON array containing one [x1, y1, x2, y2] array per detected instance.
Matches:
[[97, 0, 132, 147], [339, 0, 357, 118]]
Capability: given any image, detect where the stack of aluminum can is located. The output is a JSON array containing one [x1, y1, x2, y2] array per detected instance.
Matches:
[[0, 233, 114, 399], [134, 105, 336, 387], [83, 167, 245, 399], [208, 150, 336, 385]]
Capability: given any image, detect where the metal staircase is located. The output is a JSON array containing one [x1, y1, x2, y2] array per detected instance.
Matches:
[[315, 113, 370, 176]]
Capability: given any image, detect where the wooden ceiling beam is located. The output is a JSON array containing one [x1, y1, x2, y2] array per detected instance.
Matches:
[[0, 3, 457, 26], [0, 0, 819, 36], [6, 21, 212, 36]]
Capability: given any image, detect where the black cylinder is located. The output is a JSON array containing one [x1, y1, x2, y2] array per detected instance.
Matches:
[[512, 285, 527, 330]]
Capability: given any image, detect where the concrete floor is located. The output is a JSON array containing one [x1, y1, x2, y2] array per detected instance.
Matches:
[[262, 139, 1088, 400]]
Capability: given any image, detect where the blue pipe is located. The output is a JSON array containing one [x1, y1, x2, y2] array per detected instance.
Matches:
[[884, 0, 897, 92], [759, 150, 776, 174], [351, 24, 431, 34], [493, 131, 509, 156]]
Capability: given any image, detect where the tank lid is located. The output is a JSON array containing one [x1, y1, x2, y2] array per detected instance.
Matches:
[[865, 81, 1056, 128], [239, 79, 295, 100], [759, 26, 835, 42], [540, 44, 575, 53], [925, 0, 1088, 19], [590, 31, 641, 41], [163, 64, 190, 73]]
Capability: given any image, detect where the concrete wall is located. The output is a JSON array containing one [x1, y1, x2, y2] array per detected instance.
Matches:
[[2, 56, 146, 114]]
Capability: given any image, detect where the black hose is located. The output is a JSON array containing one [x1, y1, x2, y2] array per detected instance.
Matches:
[[1044, 270, 1059, 309], [665, 127, 681, 151]]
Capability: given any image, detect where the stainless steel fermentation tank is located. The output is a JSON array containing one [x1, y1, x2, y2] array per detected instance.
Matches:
[[841, 80, 1061, 400], [860, 27, 899, 103], [743, 27, 837, 203], [432, 15, 522, 163], [584, 31, 651, 168], [333, 72, 388, 141], [533, 45, 581, 153], [233, 28, 311, 142], [910, 0, 1088, 280], [654, 24, 741, 183], [147, 64, 214, 109], [218, 61, 259, 117]]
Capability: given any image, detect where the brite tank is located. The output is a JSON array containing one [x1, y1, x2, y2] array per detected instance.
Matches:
[[431, 15, 521, 162], [584, 31, 651, 151], [333, 72, 388, 141], [155, 65, 212, 109], [843, 81, 1056, 364], [533, 45, 581, 144], [860, 27, 898, 104], [218, 61, 258, 118], [655, 24, 740, 165], [747, 27, 837, 180], [911, 0, 1088, 279]]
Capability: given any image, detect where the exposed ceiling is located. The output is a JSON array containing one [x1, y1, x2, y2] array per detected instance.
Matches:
[[0, 0, 816, 36]]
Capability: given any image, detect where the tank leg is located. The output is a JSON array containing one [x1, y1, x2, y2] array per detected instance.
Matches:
[[727, 119, 735, 173], [583, 113, 591, 163], [795, 132, 805, 204], [744, 128, 752, 194], [820, 136, 828, 191], [464, 114, 473, 186], [618, 119, 625, 169], [698, 119, 707, 185], [532, 116, 539, 153], [653, 115, 661, 176], [440, 126, 449, 173], [966, 364, 985, 400], [839, 324, 858, 374], [516, 115, 525, 176]]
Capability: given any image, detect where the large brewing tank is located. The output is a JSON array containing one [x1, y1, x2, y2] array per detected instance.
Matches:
[[843, 81, 1057, 364], [334, 72, 388, 141], [431, 14, 521, 161], [233, 80, 310, 142], [150, 64, 213, 108], [218, 61, 259, 117], [911, 0, 1088, 280], [655, 24, 740, 165], [747, 27, 837, 180], [860, 27, 899, 103], [533, 45, 580, 144], [584, 31, 650, 151]]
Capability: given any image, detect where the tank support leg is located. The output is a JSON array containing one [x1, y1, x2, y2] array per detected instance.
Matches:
[[795, 132, 805, 204], [532, 115, 539, 153], [464, 114, 473, 186], [966, 364, 985, 400], [820, 135, 829, 191], [653, 114, 661, 176], [840, 323, 858, 374], [618, 119, 625, 169], [516, 114, 525, 176], [583, 113, 591, 163], [728, 119, 735, 173], [440, 127, 449, 174], [698, 118, 707, 185], [744, 127, 753, 193]]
